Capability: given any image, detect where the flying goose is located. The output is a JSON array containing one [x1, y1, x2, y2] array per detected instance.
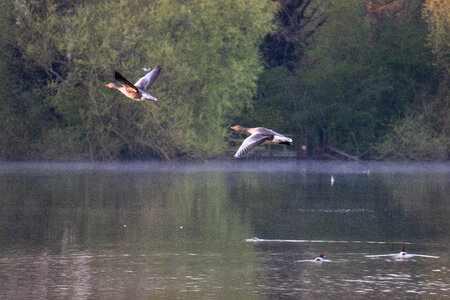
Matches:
[[105, 65, 161, 101], [230, 125, 292, 158]]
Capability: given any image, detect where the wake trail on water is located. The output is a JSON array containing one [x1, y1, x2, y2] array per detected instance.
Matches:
[[245, 238, 412, 245]]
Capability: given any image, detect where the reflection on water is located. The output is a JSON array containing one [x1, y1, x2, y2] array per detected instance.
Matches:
[[0, 161, 449, 299]]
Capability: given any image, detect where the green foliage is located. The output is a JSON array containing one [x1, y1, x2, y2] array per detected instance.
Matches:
[[375, 113, 448, 160], [0, 1, 55, 159], [0, 0, 447, 160], [261, 0, 325, 70], [2, 0, 275, 160], [422, 0, 450, 139], [422, 0, 450, 75], [242, 0, 443, 159]]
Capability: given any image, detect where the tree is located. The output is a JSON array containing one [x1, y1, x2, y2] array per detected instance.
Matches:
[[375, 114, 448, 160], [261, 0, 326, 70], [243, 0, 440, 159], [5, 0, 276, 160], [422, 0, 449, 76], [0, 0, 60, 159], [422, 0, 449, 140]]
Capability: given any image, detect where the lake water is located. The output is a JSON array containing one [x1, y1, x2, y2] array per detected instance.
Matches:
[[0, 161, 449, 299]]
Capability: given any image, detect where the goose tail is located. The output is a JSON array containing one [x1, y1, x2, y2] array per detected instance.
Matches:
[[273, 136, 292, 145]]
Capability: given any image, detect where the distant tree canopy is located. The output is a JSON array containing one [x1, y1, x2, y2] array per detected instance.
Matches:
[[0, 0, 447, 160], [238, 0, 447, 160]]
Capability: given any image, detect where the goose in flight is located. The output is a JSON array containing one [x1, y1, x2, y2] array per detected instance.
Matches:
[[105, 65, 161, 101], [230, 125, 292, 158]]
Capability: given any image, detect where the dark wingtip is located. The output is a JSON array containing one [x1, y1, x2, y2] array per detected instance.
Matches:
[[114, 71, 122, 80], [279, 141, 291, 146], [113, 71, 138, 92]]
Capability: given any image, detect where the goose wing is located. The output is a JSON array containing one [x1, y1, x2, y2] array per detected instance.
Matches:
[[134, 65, 161, 91], [260, 128, 292, 145], [140, 91, 157, 101], [115, 71, 139, 93], [234, 133, 272, 158]]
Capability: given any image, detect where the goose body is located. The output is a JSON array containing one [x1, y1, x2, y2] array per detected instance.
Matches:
[[105, 65, 161, 101], [230, 125, 292, 158]]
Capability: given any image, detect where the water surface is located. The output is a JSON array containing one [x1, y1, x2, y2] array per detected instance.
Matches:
[[0, 161, 449, 299]]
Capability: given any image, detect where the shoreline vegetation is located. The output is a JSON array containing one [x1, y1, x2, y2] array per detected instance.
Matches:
[[0, 0, 448, 161]]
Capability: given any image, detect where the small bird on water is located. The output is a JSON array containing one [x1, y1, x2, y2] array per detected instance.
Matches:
[[314, 254, 325, 263], [230, 125, 292, 158], [105, 65, 161, 102]]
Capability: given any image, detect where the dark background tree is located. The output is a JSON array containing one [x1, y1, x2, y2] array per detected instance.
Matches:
[[237, 0, 447, 160], [261, 0, 326, 70]]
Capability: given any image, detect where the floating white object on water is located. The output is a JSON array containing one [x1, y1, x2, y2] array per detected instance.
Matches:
[[123, 224, 127, 228], [330, 175, 335, 185], [366, 247, 439, 259], [179, 225, 183, 229]]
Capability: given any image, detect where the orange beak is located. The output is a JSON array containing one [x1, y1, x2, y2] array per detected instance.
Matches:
[[230, 126, 237, 131]]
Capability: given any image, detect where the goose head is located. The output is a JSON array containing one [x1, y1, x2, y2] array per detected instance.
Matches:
[[105, 83, 121, 89], [230, 125, 245, 132]]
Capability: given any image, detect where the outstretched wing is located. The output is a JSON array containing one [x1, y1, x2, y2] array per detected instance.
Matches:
[[115, 71, 139, 93], [140, 91, 157, 101], [234, 133, 272, 158], [134, 65, 161, 91]]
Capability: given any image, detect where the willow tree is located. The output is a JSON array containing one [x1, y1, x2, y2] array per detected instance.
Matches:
[[0, 1, 62, 159], [9, 0, 275, 160]]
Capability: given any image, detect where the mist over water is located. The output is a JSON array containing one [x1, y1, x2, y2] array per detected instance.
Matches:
[[1, 160, 449, 174], [0, 160, 449, 299]]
